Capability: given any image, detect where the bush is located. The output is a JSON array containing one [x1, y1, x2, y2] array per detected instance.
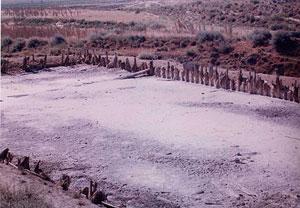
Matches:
[[272, 31, 298, 55], [89, 33, 107, 45], [186, 49, 197, 57], [51, 35, 66, 46], [248, 30, 272, 47], [180, 39, 190, 48], [127, 35, 146, 47], [73, 40, 86, 48], [128, 21, 146, 32], [196, 31, 224, 43], [127, 35, 146, 44], [11, 39, 26, 52], [149, 22, 165, 30], [27, 38, 48, 48], [250, 0, 260, 4], [270, 24, 290, 31], [218, 43, 234, 54], [1, 37, 13, 49], [138, 52, 161, 60]]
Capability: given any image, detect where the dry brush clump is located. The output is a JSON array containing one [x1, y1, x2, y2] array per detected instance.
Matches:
[[272, 31, 300, 56], [196, 31, 224, 44], [27, 38, 48, 49], [248, 30, 272, 47]]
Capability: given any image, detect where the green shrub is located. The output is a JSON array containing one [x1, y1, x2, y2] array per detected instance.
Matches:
[[250, 0, 260, 4], [248, 30, 272, 47], [127, 35, 146, 47], [51, 35, 66, 46], [89, 33, 107, 45], [11, 39, 26, 52], [270, 24, 290, 31], [272, 31, 298, 55], [138, 52, 161, 60], [180, 39, 190, 48], [186, 49, 197, 57], [196, 31, 224, 43], [1, 37, 13, 49], [27, 38, 48, 48], [127, 35, 146, 44], [218, 43, 234, 54]]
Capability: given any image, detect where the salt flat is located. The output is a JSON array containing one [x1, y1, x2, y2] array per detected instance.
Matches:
[[1, 65, 300, 207]]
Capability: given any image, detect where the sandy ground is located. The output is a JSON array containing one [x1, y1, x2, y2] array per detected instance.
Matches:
[[1, 65, 300, 207]]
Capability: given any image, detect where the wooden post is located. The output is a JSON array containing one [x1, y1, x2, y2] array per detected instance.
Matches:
[[61, 52, 65, 65], [199, 65, 204, 84], [125, 58, 131, 72], [149, 60, 155, 76], [230, 79, 236, 91], [162, 67, 166, 78], [194, 65, 199, 84], [175, 67, 179, 80], [167, 62, 171, 79], [171, 65, 175, 80], [293, 81, 299, 103], [181, 69, 185, 81], [204, 67, 209, 85], [105, 51, 109, 64], [186, 67, 190, 82], [132, 57, 138, 72]]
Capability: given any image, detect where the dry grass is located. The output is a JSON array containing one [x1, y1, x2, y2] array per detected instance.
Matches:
[[0, 187, 53, 208], [1, 8, 165, 23]]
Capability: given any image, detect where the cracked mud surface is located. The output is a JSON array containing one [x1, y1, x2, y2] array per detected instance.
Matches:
[[1, 65, 300, 207]]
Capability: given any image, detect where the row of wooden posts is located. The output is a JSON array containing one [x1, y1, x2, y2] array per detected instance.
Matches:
[[154, 62, 299, 103], [21, 49, 154, 75], [18, 50, 299, 103]]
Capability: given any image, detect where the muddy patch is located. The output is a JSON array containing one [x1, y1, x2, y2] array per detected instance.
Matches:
[[176, 101, 300, 127], [7, 94, 29, 98]]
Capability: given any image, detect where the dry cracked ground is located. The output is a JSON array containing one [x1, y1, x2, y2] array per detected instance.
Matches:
[[1, 65, 300, 208]]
